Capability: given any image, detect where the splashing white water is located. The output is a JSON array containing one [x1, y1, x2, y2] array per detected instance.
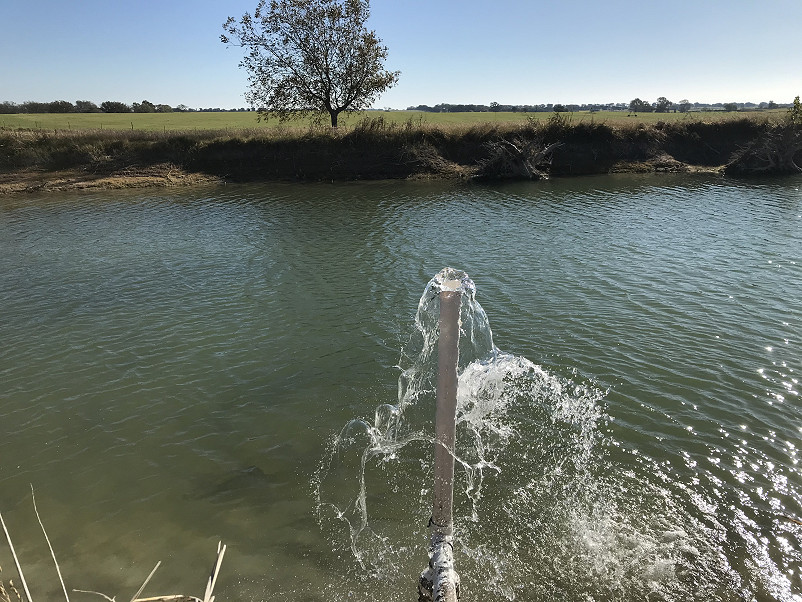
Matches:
[[314, 269, 793, 601]]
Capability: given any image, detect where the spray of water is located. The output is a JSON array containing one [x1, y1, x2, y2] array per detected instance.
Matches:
[[314, 269, 793, 601]]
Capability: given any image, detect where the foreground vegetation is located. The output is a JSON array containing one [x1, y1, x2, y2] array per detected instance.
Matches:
[[1, 111, 799, 192]]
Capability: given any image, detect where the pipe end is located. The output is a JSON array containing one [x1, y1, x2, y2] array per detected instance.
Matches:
[[431, 268, 475, 296]]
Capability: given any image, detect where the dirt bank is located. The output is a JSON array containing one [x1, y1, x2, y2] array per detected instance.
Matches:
[[1, 116, 797, 193]]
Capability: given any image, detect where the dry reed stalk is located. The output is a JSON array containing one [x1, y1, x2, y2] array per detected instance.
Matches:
[[10, 581, 21, 602], [30, 487, 69, 602], [1, 569, 12, 602], [136, 594, 203, 602], [202, 543, 225, 602], [129, 563, 160, 602], [74, 541, 225, 602], [0, 512, 33, 602], [3, 496, 225, 602], [7, 578, 21, 602], [71, 589, 115, 602]]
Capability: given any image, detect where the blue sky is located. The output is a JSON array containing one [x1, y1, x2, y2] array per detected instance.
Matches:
[[2, 0, 800, 109]]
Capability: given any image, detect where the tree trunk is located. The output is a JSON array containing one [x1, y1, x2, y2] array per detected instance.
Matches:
[[330, 110, 339, 128]]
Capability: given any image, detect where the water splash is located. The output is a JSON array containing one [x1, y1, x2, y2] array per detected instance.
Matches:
[[314, 269, 798, 601]]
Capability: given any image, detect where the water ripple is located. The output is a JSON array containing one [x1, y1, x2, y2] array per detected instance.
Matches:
[[1, 175, 800, 601]]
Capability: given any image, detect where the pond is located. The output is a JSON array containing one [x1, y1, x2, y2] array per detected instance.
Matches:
[[1, 173, 800, 601]]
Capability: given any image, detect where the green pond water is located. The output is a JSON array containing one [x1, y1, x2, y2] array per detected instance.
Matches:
[[0, 173, 800, 601]]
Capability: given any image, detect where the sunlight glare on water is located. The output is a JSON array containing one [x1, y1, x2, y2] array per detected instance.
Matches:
[[316, 264, 799, 601]]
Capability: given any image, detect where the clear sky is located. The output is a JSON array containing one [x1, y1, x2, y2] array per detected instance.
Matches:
[[2, 0, 800, 110]]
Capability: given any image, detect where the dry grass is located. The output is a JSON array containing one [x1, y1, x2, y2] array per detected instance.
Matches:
[[0, 492, 226, 602]]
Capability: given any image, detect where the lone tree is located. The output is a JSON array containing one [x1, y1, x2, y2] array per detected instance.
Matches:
[[221, 0, 400, 128]]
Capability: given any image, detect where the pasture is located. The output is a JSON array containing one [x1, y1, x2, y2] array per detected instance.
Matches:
[[0, 109, 782, 133]]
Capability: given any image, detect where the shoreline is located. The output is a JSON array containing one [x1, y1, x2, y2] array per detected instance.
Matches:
[[1, 116, 797, 194], [0, 160, 726, 195]]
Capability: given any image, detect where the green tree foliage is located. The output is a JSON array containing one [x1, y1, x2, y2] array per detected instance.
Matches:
[[222, 0, 400, 127], [654, 97, 671, 113], [75, 100, 101, 113], [101, 101, 131, 113], [629, 98, 652, 113], [24, 102, 50, 113], [677, 99, 692, 113], [722, 102, 738, 112], [132, 100, 157, 113], [48, 100, 74, 113]]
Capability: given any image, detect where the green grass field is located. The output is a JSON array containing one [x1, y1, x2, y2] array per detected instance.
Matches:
[[0, 109, 784, 133]]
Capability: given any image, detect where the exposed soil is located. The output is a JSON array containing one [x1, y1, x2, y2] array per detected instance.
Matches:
[[0, 163, 219, 194]]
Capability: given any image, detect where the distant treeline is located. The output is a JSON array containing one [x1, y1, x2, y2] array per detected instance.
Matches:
[[407, 101, 789, 113], [0, 100, 255, 114], [407, 102, 625, 113], [2, 99, 791, 116]]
